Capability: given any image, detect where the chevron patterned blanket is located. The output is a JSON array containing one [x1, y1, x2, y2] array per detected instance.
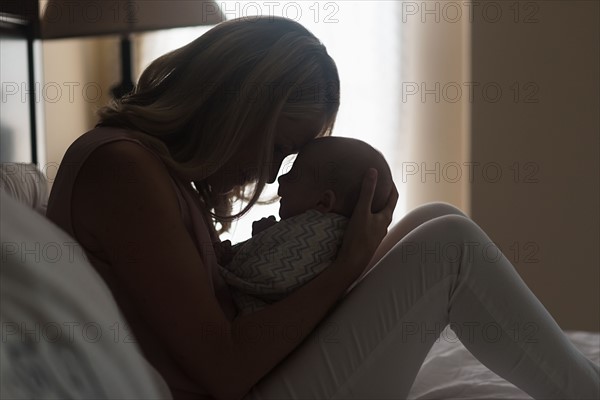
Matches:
[[218, 209, 348, 315]]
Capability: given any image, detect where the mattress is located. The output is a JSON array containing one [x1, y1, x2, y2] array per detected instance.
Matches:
[[408, 326, 600, 399]]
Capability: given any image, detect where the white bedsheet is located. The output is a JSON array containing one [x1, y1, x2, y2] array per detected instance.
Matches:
[[407, 326, 600, 399]]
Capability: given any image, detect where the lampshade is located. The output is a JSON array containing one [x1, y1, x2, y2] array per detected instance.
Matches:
[[0, 1, 225, 39], [40, 0, 224, 38]]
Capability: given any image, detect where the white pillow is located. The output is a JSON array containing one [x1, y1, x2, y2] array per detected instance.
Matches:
[[0, 163, 48, 214], [0, 191, 172, 399]]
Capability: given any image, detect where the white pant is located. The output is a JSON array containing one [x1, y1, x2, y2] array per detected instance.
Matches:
[[245, 205, 600, 399]]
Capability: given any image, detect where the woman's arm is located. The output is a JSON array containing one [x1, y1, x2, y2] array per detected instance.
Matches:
[[75, 144, 396, 400]]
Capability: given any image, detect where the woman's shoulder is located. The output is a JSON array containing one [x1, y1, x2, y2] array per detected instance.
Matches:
[[76, 134, 176, 205], [56, 126, 143, 169], [87, 136, 160, 167], [47, 127, 153, 230], [70, 134, 184, 249], [50, 126, 171, 204], [70, 124, 140, 145], [66, 126, 176, 216], [59, 125, 171, 181]]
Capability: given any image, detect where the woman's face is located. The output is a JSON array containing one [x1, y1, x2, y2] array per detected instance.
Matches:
[[268, 114, 327, 183], [206, 114, 326, 194]]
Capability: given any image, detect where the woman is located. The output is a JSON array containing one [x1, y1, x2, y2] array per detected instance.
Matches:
[[47, 17, 599, 400]]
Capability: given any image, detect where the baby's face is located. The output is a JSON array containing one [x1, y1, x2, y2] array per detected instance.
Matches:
[[277, 150, 325, 220]]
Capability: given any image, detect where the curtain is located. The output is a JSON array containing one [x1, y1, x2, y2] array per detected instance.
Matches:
[[400, 0, 471, 213]]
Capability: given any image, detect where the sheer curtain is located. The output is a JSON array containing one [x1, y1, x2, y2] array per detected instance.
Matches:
[[400, 0, 471, 214], [137, 1, 405, 243]]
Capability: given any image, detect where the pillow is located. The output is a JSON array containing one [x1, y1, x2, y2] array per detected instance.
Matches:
[[0, 163, 48, 214], [1, 190, 171, 399]]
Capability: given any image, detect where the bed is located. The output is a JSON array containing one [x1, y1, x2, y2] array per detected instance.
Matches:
[[2, 163, 599, 399], [408, 326, 600, 399]]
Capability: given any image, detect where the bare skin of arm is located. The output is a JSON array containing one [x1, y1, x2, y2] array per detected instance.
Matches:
[[73, 142, 398, 400]]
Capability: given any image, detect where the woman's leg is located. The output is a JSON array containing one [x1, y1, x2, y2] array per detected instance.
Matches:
[[366, 202, 467, 274], [245, 215, 599, 400]]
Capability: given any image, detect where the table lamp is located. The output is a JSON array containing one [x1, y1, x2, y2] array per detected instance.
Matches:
[[6, 0, 225, 98]]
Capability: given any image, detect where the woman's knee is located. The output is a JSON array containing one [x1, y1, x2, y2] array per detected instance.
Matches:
[[413, 201, 467, 219], [387, 202, 467, 243], [369, 204, 470, 271], [401, 214, 480, 249], [375, 215, 479, 276]]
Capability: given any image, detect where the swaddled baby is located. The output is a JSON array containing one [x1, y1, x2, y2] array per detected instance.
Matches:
[[218, 136, 394, 315]]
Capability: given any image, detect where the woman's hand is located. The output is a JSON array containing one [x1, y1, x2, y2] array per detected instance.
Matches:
[[252, 215, 278, 236], [338, 169, 399, 276]]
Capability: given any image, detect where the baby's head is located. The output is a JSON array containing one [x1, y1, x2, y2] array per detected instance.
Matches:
[[277, 137, 394, 220]]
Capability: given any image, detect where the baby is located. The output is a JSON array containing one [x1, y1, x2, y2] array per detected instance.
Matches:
[[218, 136, 394, 315]]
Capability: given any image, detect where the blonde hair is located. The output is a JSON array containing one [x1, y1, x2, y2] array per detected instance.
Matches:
[[97, 16, 340, 232]]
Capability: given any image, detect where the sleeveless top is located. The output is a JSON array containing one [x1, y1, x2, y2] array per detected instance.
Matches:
[[46, 126, 237, 399]]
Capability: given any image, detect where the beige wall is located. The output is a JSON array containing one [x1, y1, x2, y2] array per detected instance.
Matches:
[[41, 36, 119, 184], [470, 1, 599, 331]]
